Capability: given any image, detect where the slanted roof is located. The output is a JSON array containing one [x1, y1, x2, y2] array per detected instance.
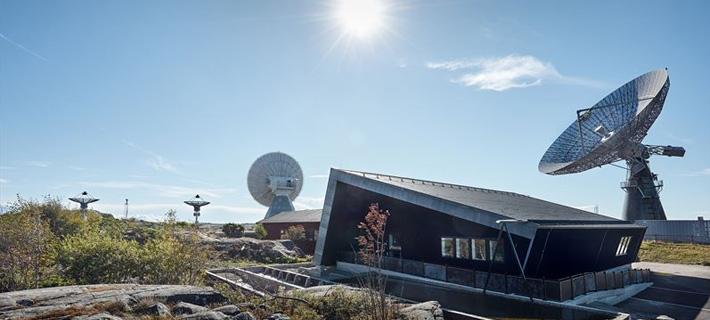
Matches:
[[258, 209, 322, 224], [342, 170, 620, 224]]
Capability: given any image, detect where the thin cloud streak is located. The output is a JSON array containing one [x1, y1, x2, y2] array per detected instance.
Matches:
[[680, 168, 710, 177], [27, 161, 51, 168], [78, 180, 237, 199], [122, 140, 180, 173], [427, 55, 604, 91], [0, 32, 48, 61], [0, 178, 8, 184]]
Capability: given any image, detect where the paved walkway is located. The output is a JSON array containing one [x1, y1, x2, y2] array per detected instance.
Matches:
[[614, 262, 710, 320]]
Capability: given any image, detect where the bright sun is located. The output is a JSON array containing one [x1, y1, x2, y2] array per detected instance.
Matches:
[[334, 0, 387, 39]]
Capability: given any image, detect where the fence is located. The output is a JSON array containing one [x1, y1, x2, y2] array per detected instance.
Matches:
[[337, 252, 651, 302], [636, 219, 710, 244]]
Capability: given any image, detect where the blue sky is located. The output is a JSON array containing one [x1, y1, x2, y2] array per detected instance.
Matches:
[[1, 0, 708, 223]]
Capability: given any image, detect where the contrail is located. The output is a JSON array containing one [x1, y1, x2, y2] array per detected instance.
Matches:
[[0, 32, 48, 62]]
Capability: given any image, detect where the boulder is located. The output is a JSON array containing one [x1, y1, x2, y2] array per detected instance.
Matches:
[[212, 304, 240, 315], [266, 313, 291, 320], [74, 312, 124, 320], [135, 302, 171, 317], [203, 237, 305, 263], [399, 301, 444, 320], [173, 301, 209, 315], [178, 310, 228, 320], [234, 311, 257, 320], [0, 284, 225, 319]]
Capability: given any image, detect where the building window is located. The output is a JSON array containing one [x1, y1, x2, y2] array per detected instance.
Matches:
[[488, 240, 504, 262], [472, 239, 487, 260], [456, 238, 470, 259], [389, 234, 402, 250], [616, 236, 632, 256], [441, 237, 455, 257]]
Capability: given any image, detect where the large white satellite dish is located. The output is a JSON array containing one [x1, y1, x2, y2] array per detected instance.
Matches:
[[247, 152, 303, 219], [539, 69, 685, 220]]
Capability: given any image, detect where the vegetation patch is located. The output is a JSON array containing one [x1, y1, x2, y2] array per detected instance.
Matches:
[[638, 241, 710, 266]]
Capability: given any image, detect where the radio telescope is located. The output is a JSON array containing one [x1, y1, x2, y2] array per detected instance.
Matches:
[[539, 69, 685, 221], [248, 152, 303, 219], [184, 194, 210, 224], [69, 191, 99, 221]]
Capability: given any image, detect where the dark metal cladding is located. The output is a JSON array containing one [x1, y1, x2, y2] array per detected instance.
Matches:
[[315, 169, 645, 279]]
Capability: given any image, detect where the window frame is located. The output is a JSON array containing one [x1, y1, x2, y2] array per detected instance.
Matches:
[[455, 238, 471, 259], [441, 237, 455, 258]]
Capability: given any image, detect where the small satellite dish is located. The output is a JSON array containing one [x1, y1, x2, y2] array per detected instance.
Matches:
[[248, 152, 303, 219], [539, 69, 685, 221], [69, 191, 99, 221], [184, 194, 210, 224]]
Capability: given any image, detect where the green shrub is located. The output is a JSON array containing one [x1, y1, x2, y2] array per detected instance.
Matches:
[[0, 206, 57, 292], [222, 223, 245, 238], [282, 225, 306, 241], [56, 227, 143, 285], [254, 224, 268, 239], [140, 229, 210, 285]]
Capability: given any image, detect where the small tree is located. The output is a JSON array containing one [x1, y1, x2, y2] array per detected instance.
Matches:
[[0, 204, 57, 292], [356, 203, 395, 320], [282, 225, 306, 241], [254, 223, 268, 239], [222, 223, 245, 238]]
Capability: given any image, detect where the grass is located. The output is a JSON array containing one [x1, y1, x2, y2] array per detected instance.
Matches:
[[638, 241, 710, 266]]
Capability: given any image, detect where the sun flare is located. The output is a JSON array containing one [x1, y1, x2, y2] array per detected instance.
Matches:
[[334, 0, 387, 39]]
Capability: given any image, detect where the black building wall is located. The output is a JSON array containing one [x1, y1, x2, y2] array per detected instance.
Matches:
[[321, 182, 530, 275], [320, 181, 646, 279], [524, 227, 645, 279]]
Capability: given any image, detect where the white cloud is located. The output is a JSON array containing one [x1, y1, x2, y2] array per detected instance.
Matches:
[[92, 202, 264, 223], [427, 55, 602, 91], [294, 196, 325, 210], [0, 178, 8, 184], [682, 168, 710, 177], [123, 140, 180, 173], [78, 180, 237, 199], [146, 155, 178, 173], [27, 160, 51, 168], [309, 174, 330, 179]]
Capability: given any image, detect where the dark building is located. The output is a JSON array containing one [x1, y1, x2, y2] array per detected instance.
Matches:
[[258, 209, 322, 254], [315, 169, 646, 279]]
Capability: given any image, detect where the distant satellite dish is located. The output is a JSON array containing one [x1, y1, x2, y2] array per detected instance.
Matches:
[[248, 152, 303, 219], [539, 69, 685, 221], [68, 191, 99, 221]]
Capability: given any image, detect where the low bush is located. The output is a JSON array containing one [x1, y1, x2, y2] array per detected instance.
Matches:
[[222, 223, 245, 238], [254, 224, 268, 239], [282, 225, 306, 241]]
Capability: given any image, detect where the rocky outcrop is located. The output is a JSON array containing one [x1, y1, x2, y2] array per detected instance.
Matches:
[[203, 237, 305, 263], [399, 301, 445, 320], [172, 301, 209, 315], [0, 284, 225, 319]]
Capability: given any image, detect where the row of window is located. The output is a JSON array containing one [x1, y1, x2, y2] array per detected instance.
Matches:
[[441, 237, 504, 262]]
